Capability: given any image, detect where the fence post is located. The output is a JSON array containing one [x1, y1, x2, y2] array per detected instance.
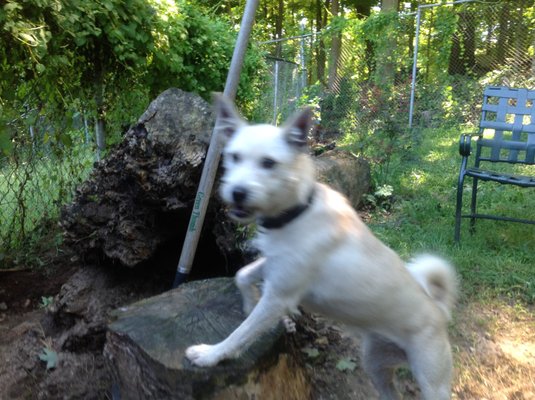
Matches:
[[409, 6, 422, 129], [273, 60, 279, 124]]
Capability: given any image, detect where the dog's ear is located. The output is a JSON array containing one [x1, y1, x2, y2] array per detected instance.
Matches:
[[283, 107, 314, 149], [213, 93, 246, 139]]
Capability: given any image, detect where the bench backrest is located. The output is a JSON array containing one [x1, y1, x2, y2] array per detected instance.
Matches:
[[477, 86, 535, 165]]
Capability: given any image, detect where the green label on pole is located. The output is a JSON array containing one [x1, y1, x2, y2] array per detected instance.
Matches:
[[188, 191, 205, 232]]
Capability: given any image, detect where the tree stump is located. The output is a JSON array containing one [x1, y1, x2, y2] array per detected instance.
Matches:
[[104, 278, 310, 400]]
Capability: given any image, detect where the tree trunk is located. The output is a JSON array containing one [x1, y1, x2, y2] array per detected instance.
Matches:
[[315, 0, 326, 84], [94, 116, 105, 160], [93, 54, 106, 160], [104, 278, 311, 400], [275, 0, 284, 57], [376, 0, 398, 88], [382, 0, 398, 12], [358, 3, 374, 81], [83, 112, 90, 144], [496, 3, 510, 64], [327, 0, 341, 92], [463, 10, 476, 71]]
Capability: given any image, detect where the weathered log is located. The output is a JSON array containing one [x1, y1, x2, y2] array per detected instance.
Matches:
[[104, 278, 310, 400]]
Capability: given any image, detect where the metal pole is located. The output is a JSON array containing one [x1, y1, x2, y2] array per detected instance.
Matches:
[[273, 60, 279, 124], [409, 6, 422, 128], [173, 0, 260, 288], [258, 33, 314, 45]]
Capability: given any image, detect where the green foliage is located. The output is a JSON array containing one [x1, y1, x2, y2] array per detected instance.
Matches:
[[426, 7, 458, 82], [337, 83, 413, 188], [0, 0, 266, 269], [148, 1, 229, 96], [357, 11, 411, 89], [416, 76, 483, 127], [0, 0, 266, 153], [365, 185, 394, 211], [0, 126, 14, 156]]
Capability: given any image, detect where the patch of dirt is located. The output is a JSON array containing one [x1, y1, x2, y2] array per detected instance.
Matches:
[[0, 253, 177, 400], [293, 314, 419, 400], [451, 301, 535, 400], [0, 265, 77, 317], [294, 300, 535, 400], [293, 315, 379, 399]]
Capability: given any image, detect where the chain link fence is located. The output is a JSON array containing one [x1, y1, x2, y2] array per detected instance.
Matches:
[[410, 0, 535, 127], [252, 34, 312, 124], [259, 0, 535, 133], [0, 121, 94, 266], [1, 0, 534, 265]]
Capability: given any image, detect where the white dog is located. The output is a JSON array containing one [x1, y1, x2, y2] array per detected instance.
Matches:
[[186, 95, 458, 400]]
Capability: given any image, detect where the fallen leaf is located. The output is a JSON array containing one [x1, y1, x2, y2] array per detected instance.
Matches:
[[336, 358, 357, 372], [39, 348, 58, 370], [301, 347, 320, 358]]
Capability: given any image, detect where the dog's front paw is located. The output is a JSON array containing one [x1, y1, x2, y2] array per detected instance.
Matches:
[[185, 344, 223, 367]]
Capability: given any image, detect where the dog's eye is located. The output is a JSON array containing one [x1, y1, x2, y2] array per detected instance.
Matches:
[[230, 153, 241, 163], [261, 157, 277, 169]]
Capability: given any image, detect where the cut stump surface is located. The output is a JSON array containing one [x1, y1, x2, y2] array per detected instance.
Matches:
[[105, 278, 310, 400]]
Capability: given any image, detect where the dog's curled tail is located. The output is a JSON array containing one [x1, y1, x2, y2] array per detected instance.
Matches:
[[406, 255, 458, 321]]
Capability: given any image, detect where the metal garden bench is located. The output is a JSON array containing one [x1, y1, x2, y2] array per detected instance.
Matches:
[[454, 86, 535, 243]]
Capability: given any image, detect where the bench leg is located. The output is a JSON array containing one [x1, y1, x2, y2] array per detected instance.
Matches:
[[469, 177, 479, 234], [454, 172, 465, 243]]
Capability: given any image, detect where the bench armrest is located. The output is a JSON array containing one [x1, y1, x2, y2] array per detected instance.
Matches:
[[459, 134, 473, 157]]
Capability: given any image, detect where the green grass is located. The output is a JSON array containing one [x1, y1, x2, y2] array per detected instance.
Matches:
[[363, 126, 534, 303]]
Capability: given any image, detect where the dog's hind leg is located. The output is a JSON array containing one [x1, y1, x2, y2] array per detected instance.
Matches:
[[406, 329, 452, 400], [361, 334, 406, 400], [235, 257, 266, 315]]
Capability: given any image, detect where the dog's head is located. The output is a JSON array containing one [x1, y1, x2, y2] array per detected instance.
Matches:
[[215, 94, 315, 224]]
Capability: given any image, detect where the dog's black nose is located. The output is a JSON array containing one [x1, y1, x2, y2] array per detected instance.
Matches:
[[232, 187, 248, 204]]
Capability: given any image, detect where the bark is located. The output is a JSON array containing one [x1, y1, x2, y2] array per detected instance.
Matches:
[[315, 0, 327, 84], [95, 116, 105, 160], [327, 0, 341, 92], [496, 3, 510, 63], [381, 0, 398, 12], [275, 0, 284, 57], [376, 0, 398, 88]]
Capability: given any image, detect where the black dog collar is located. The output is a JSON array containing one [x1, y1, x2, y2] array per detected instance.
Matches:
[[258, 187, 316, 230]]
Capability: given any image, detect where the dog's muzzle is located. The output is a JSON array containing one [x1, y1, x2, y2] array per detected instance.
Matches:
[[227, 186, 255, 221]]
